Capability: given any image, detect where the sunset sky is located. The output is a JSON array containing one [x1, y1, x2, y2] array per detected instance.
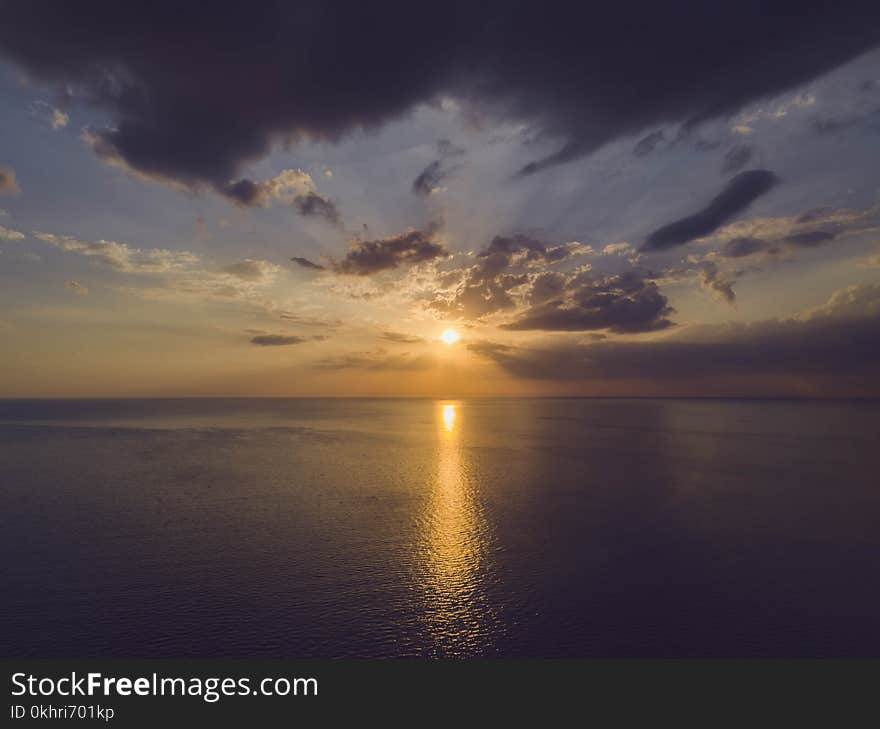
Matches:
[[0, 1, 878, 397]]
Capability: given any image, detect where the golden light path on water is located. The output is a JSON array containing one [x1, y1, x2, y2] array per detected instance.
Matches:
[[418, 401, 497, 656], [442, 403, 456, 432]]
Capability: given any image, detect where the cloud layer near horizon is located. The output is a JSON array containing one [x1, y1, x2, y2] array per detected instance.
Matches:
[[468, 284, 880, 393]]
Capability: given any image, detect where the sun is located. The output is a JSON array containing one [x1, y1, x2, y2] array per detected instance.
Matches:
[[440, 328, 460, 345]]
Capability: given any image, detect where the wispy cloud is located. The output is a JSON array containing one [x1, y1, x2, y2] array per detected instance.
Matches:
[[0, 225, 25, 240], [314, 349, 433, 371], [32, 232, 199, 272], [29, 100, 69, 130], [250, 334, 307, 346], [221, 259, 282, 281], [379, 331, 424, 344]]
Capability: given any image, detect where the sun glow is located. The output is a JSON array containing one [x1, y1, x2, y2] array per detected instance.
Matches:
[[440, 328, 460, 345]]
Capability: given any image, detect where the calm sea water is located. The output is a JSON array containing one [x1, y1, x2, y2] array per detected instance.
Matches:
[[1, 398, 879, 658]]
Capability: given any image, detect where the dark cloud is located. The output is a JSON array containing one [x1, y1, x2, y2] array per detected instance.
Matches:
[[218, 169, 339, 221], [469, 284, 880, 394], [663, 205, 867, 302], [697, 261, 736, 304], [633, 130, 665, 157], [412, 160, 445, 196], [721, 237, 771, 258], [0, 165, 20, 194], [1, 1, 876, 190], [484, 234, 585, 264], [714, 205, 877, 261], [797, 207, 833, 224], [701, 205, 876, 302], [528, 271, 567, 304], [324, 228, 446, 276], [221, 179, 263, 207], [292, 191, 340, 224], [380, 331, 424, 344], [642, 170, 779, 251], [250, 334, 307, 346], [721, 145, 753, 175], [431, 269, 525, 319], [784, 230, 837, 247], [291, 256, 326, 271], [412, 139, 466, 196], [430, 234, 587, 319], [502, 270, 675, 333]]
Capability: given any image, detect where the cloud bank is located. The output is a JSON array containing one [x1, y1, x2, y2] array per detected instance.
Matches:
[[1, 1, 877, 194], [469, 284, 880, 394]]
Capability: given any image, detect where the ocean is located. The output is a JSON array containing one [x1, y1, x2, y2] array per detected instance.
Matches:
[[1, 397, 879, 657]]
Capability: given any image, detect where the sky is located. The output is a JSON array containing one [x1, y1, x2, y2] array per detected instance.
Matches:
[[0, 1, 879, 397]]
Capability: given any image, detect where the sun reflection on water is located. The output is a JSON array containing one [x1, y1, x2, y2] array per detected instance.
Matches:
[[417, 401, 495, 656], [442, 403, 456, 433]]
